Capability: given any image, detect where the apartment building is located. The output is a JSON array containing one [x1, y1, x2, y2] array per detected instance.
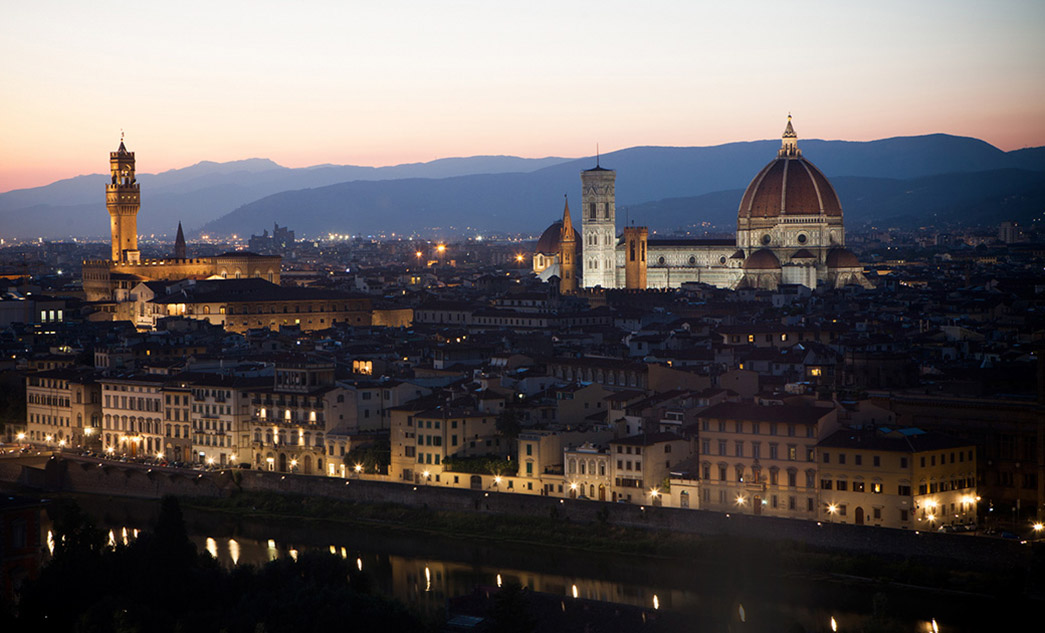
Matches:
[[817, 427, 978, 529], [697, 402, 839, 518]]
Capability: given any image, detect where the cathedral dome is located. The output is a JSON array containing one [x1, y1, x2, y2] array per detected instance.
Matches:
[[535, 221, 579, 255], [743, 248, 781, 270], [737, 118, 842, 220], [826, 248, 860, 268]]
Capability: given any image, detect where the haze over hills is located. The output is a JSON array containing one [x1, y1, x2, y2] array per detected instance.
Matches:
[[2, 135, 1042, 240], [201, 134, 1045, 238], [0, 155, 570, 239]]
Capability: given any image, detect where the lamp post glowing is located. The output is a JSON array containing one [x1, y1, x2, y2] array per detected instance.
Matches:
[[827, 503, 839, 523], [354, 463, 363, 476], [735, 494, 746, 508]]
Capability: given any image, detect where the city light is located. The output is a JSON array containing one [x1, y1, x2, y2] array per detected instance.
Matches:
[[828, 504, 839, 514], [494, 476, 502, 485], [355, 463, 362, 473], [436, 244, 446, 254], [16, 432, 25, 441], [650, 488, 660, 498], [735, 495, 746, 506], [156, 452, 164, 460]]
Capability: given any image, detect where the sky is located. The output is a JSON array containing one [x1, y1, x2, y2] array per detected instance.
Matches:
[[2, 0, 1044, 192]]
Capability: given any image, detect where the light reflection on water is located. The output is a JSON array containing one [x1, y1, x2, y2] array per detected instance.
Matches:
[[45, 500, 980, 632]]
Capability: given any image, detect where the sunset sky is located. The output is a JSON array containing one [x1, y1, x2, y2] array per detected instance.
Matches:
[[2, 0, 1043, 192]]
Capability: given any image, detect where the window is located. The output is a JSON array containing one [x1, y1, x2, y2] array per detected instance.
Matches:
[[837, 480, 848, 491], [787, 471, 796, 487], [873, 455, 880, 467], [769, 444, 778, 460], [718, 440, 726, 456], [855, 455, 862, 466], [735, 441, 744, 457], [838, 453, 846, 465], [853, 481, 865, 493], [823, 452, 830, 464], [701, 439, 710, 454], [871, 482, 882, 494], [900, 457, 908, 469], [752, 442, 761, 459], [900, 509, 909, 522], [821, 479, 833, 490]]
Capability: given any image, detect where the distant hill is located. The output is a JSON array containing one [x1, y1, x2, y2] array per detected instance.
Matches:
[[627, 169, 1045, 232], [3, 134, 1043, 239], [0, 155, 570, 239], [200, 136, 1045, 237]]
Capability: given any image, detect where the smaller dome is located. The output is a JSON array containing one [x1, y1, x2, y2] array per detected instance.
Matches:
[[535, 221, 579, 255], [826, 248, 860, 268], [791, 248, 815, 260], [743, 248, 781, 270]]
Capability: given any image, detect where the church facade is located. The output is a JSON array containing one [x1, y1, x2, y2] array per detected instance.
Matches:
[[535, 118, 871, 292], [83, 140, 281, 302]]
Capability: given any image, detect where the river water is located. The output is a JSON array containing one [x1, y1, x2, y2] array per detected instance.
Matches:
[[44, 495, 1003, 632]]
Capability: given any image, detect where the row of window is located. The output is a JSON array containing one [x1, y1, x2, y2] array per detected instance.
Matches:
[[702, 419, 816, 437], [702, 439, 811, 462], [104, 395, 161, 412]]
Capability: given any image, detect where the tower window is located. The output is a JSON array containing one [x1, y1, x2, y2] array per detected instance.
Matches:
[[761, 234, 772, 245], [797, 234, 807, 244], [629, 240, 636, 262], [589, 203, 596, 219]]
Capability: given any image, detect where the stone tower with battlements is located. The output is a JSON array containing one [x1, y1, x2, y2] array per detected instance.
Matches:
[[107, 139, 140, 263]]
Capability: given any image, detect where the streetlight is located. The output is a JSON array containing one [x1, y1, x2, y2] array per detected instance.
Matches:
[[827, 503, 839, 522], [494, 476, 502, 486], [735, 494, 746, 507], [354, 463, 363, 476]]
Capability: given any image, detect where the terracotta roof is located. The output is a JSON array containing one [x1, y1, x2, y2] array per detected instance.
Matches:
[[698, 402, 834, 425], [534, 220, 580, 255], [826, 248, 861, 268], [743, 249, 781, 270]]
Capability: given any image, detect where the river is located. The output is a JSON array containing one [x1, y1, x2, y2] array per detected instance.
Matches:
[[41, 494, 1005, 632]]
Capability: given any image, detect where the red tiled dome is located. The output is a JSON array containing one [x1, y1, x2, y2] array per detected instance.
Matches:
[[743, 248, 781, 270], [738, 119, 842, 220], [535, 221, 579, 255], [826, 248, 860, 268], [738, 157, 842, 219]]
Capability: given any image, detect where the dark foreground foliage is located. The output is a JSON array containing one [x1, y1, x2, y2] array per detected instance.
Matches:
[[13, 496, 427, 633]]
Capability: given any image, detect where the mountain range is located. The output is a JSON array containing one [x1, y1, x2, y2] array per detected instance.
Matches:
[[2, 135, 1043, 240]]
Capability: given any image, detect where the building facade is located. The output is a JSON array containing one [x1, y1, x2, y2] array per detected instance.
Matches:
[[535, 118, 872, 291], [83, 140, 281, 303]]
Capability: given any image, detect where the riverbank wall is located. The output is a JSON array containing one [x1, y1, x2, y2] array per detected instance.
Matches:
[[3, 455, 1027, 567]]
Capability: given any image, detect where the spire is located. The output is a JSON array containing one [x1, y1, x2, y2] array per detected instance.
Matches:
[[118, 129, 127, 153], [174, 221, 186, 259], [561, 194, 574, 241], [779, 114, 800, 158]]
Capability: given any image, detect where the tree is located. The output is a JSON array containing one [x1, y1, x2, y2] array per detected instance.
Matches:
[[344, 438, 391, 474], [489, 581, 535, 633], [496, 408, 521, 441]]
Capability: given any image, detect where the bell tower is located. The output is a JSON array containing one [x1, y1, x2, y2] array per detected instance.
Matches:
[[107, 136, 140, 263], [559, 196, 577, 294], [580, 160, 617, 289]]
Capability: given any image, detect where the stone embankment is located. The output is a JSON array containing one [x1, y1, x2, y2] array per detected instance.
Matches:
[[1, 454, 1026, 567]]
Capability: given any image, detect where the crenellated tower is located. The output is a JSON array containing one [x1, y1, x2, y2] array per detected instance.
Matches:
[[107, 138, 141, 263], [559, 196, 577, 294], [581, 160, 617, 288]]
